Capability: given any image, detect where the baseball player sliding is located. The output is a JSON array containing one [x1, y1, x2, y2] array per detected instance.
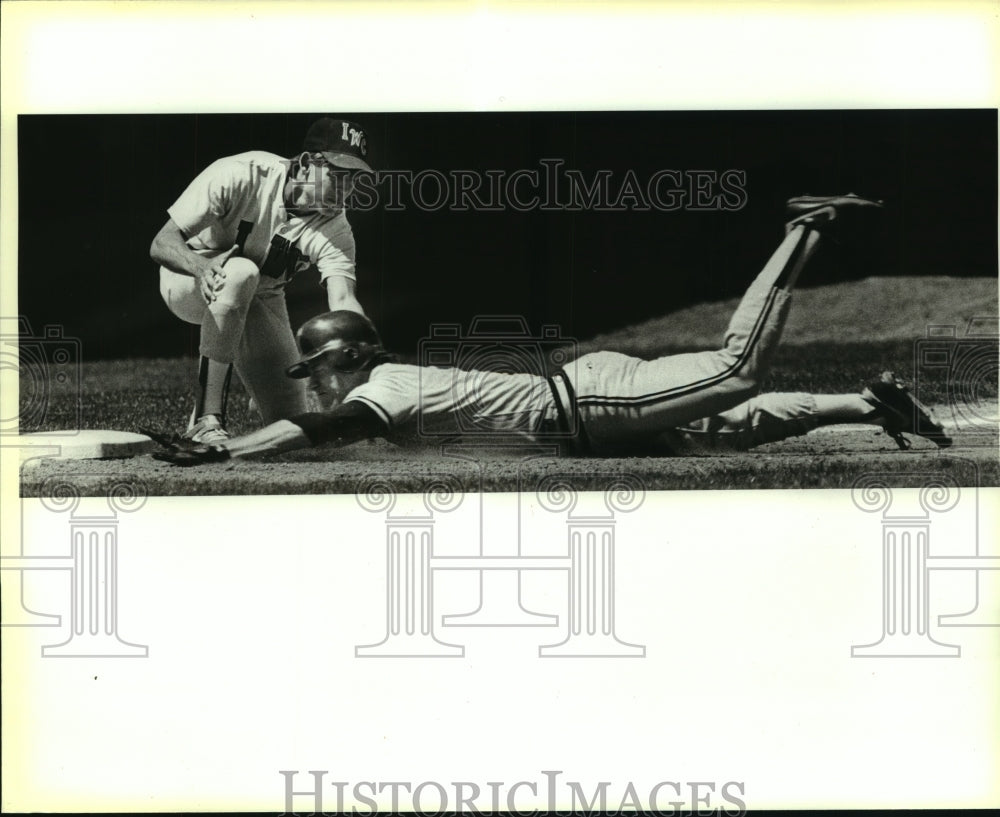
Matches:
[[150, 117, 372, 444], [151, 194, 951, 465]]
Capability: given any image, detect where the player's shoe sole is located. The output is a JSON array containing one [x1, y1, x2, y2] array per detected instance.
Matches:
[[861, 371, 952, 450], [784, 193, 884, 235]]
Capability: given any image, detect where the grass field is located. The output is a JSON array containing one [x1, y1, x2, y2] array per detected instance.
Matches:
[[17, 277, 1000, 495]]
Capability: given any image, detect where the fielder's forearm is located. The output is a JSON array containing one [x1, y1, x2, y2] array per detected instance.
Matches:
[[149, 219, 210, 277], [223, 420, 312, 458], [324, 276, 365, 315]]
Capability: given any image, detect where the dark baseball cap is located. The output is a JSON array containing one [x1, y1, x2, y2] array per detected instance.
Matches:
[[303, 117, 374, 173]]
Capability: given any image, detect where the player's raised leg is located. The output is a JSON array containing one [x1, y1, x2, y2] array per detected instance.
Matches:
[[567, 194, 883, 450], [673, 193, 885, 406]]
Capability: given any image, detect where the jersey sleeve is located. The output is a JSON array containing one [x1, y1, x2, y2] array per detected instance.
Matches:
[[343, 366, 419, 428], [310, 218, 357, 283], [166, 157, 244, 237]]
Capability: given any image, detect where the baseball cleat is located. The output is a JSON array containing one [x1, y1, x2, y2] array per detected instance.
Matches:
[[183, 413, 231, 445], [861, 371, 952, 450], [784, 193, 883, 235]]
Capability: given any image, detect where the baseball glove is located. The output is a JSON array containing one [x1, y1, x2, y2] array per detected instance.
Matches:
[[142, 427, 231, 467]]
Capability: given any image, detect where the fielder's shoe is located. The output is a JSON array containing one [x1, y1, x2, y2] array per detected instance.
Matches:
[[785, 192, 884, 236], [183, 413, 231, 445], [861, 371, 952, 450]]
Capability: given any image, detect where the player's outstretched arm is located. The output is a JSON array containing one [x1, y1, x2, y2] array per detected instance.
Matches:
[[223, 419, 314, 457], [227, 402, 387, 457], [151, 419, 310, 466], [153, 402, 388, 466]]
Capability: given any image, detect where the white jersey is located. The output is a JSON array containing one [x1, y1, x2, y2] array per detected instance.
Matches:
[[345, 363, 557, 438], [167, 151, 356, 288]]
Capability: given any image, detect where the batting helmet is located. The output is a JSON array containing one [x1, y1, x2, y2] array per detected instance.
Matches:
[[286, 311, 386, 378]]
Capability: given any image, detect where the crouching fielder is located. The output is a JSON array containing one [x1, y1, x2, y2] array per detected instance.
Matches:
[[151, 194, 951, 465], [151, 117, 373, 444]]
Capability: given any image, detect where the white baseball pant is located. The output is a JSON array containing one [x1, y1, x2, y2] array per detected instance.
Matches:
[[560, 224, 821, 453], [158, 256, 307, 423], [656, 392, 821, 453]]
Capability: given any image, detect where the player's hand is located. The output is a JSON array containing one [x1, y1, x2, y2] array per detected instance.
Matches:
[[152, 443, 231, 467], [142, 427, 231, 466], [140, 427, 197, 451], [196, 245, 240, 304]]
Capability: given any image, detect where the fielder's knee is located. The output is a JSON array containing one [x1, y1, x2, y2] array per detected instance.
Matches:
[[159, 266, 207, 325], [214, 257, 261, 308]]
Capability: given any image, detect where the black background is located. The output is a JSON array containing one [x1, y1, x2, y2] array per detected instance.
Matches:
[[17, 110, 998, 360]]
